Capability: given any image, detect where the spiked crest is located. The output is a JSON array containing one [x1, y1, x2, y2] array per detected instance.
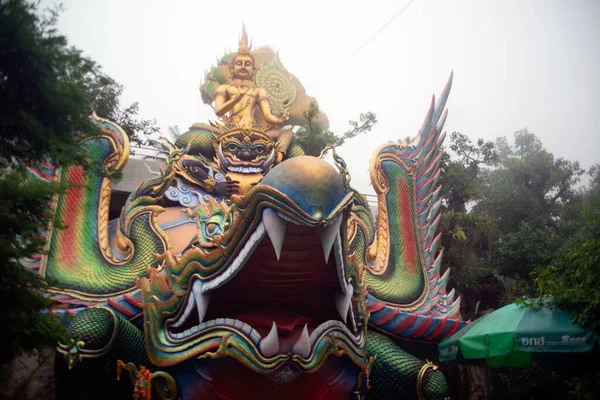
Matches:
[[234, 25, 255, 64]]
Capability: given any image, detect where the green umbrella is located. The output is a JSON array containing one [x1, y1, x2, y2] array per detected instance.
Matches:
[[438, 303, 596, 367]]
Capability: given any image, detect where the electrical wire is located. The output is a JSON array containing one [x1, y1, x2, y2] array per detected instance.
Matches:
[[307, 0, 416, 90]]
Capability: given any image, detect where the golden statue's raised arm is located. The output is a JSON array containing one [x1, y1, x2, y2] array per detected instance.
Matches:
[[214, 86, 242, 117]]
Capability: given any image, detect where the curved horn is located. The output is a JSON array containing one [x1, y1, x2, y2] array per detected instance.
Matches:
[[218, 143, 231, 170], [261, 149, 276, 172]]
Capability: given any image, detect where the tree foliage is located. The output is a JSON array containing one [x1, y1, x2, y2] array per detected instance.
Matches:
[[438, 132, 501, 312], [0, 1, 97, 168], [532, 202, 600, 332], [0, 0, 103, 361], [475, 129, 585, 233], [439, 128, 599, 398], [293, 102, 377, 156], [440, 129, 596, 315], [0, 1, 153, 361], [492, 222, 563, 277], [440, 132, 498, 213], [86, 73, 160, 146]]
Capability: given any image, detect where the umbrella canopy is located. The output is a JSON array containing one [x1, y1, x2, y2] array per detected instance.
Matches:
[[438, 303, 596, 367]]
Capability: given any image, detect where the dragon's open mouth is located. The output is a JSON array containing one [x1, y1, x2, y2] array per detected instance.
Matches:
[[166, 208, 360, 358]]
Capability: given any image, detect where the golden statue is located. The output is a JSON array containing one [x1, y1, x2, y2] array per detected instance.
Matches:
[[173, 26, 309, 196], [213, 27, 293, 164]]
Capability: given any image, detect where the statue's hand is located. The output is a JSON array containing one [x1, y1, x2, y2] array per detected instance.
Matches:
[[213, 178, 240, 197], [280, 109, 290, 123]]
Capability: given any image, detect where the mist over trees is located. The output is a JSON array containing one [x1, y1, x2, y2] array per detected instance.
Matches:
[[438, 128, 600, 398], [439, 128, 598, 314]]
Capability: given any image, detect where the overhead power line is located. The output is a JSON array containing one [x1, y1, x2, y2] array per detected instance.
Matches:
[[307, 0, 416, 90]]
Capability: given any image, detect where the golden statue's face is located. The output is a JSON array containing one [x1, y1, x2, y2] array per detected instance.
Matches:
[[233, 55, 253, 79]]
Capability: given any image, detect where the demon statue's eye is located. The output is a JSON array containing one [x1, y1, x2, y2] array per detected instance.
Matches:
[[205, 222, 221, 237], [226, 144, 239, 152], [254, 146, 265, 154]]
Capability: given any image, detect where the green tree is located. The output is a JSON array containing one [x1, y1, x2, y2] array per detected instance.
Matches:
[[293, 102, 377, 156], [583, 163, 600, 205], [440, 132, 498, 213], [492, 222, 563, 279], [438, 132, 501, 314], [0, 0, 104, 361], [471, 130, 586, 302], [475, 129, 585, 234], [533, 202, 600, 332], [86, 73, 160, 146], [519, 202, 600, 400], [145, 125, 182, 160]]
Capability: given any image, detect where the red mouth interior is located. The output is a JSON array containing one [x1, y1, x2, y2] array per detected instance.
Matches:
[[205, 224, 343, 350]]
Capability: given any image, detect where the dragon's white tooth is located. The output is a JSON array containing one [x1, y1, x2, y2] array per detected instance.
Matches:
[[335, 283, 353, 324], [216, 318, 225, 325], [259, 322, 279, 357], [192, 280, 210, 324], [319, 215, 342, 263], [333, 233, 348, 293], [263, 208, 286, 261], [292, 324, 311, 358]]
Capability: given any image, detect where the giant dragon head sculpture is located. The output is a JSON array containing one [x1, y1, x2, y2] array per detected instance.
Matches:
[[137, 155, 370, 394]]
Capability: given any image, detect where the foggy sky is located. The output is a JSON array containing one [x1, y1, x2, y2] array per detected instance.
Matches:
[[46, 0, 600, 195]]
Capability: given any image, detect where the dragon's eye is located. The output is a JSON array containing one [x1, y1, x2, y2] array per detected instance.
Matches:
[[205, 223, 221, 236]]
